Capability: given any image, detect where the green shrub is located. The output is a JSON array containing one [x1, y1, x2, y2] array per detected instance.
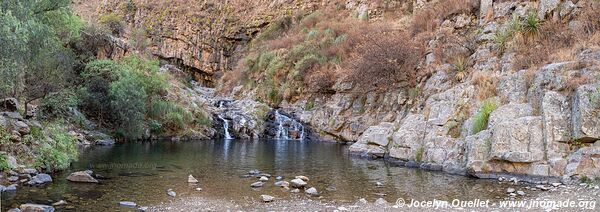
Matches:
[[256, 16, 292, 42], [82, 60, 123, 81], [471, 100, 498, 134], [149, 100, 194, 131], [415, 146, 424, 162], [305, 100, 315, 110], [36, 124, 78, 170], [522, 11, 541, 40], [39, 90, 80, 118], [109, 72, 148, 139], [0, 154, 11, 171]]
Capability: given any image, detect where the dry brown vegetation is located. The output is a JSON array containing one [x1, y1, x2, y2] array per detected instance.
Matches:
[[347, 32, 425, 92], [471, 71, 497, 101], [410, 0, 479, 35], [513, 1, 600, 70]]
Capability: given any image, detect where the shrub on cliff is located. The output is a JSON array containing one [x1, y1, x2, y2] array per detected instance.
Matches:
[[347, 32, 424, 92], [471, 100, 498, 134], [36, 123, 78, 170]]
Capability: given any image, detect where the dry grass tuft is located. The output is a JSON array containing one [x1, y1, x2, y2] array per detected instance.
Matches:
[[471, 71, 497, 101]]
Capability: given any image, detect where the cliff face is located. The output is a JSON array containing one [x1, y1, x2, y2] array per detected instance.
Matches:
[[78, 0, 600, 182], [76, 0, 393, 86]]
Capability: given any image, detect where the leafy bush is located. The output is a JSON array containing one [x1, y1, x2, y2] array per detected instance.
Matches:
[[0, 154, 11, 171], [109, 72, 148, 139], [149, 100, 194, 131], [39, 90, 80, 118], [36, 124, 78, 170], [471, 100, 498, 134]]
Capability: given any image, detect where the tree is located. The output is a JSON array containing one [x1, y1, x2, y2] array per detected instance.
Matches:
[[0, 0, 81, 113], [109, 72, 147, 139]]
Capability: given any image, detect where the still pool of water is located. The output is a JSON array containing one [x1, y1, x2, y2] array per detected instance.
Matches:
[[2, 140, 523, 211]]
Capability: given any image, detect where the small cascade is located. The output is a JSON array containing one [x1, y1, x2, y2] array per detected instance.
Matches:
[[218, 114, 233, 139], [217, 100, 233, 139], [273, 110, 305, 140]]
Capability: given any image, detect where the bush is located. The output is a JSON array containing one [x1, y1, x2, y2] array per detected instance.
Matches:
[[0, 154, 11, 171], [98, 13, 125, 35], [410, 0, 478, 35], [36, 124, 78, 170], [347, 32, 424, 92], [39, 90, 80, 118], [149, 100, 194, 131], [109, 72, 148, 139], [471, 100, 498, 134]]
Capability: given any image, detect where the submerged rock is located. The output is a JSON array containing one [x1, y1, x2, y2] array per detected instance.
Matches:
[[188, 175, 199, 183], [95, 139, 115, 146], [261, 195, 275, 202], [19, 204, 54, 212], [28, 174, 52, 185], [66, 171, 99, 183]]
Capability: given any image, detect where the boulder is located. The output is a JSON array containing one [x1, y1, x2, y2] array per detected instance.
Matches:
[[348, 122, 395, 158], [28, 174, 52, 185], [19, 204, 54, 212], [490, 116, 544, 163], [5, 184, 17, 192], [66, 171, 99, 183], [572, 84, 600, 142], [14, 121, 30, 135], [487, 103, 533, 129], [389, 114, 426, 161], [22, 168, 38, 175], [188, 175, 199, 183], [95, 139, 115, 146], [538, 0, 560, 20], [290, 179, 307, 188], [1, 98, 19, 112]]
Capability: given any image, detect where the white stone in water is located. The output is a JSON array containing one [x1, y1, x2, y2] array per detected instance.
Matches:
[[551, 183, 561, 187], [375, 182, 384, 187], [517, 191, 525, 196], [337, 206, 349, 211], [259, 176, 269, 182], [119, 201, 137, 207], [261, 195, 275, 202], [290, 188, 300, 193], [507, 188, 516, 193], [188, 175, 199, 183], [195, 188, 203, 191]]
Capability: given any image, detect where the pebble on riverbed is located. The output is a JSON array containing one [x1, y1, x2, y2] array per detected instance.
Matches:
[[305, 187, 319, 196], [119, 201, 137, 207], [290, 179, 307, 188], [188, 175, 199, 184], [295, 176, 309, 181], [259, 176, 269, 182], [261, 195, 275, 202], [507, 188, 515, 193], [251, 182, 265, 188], [167, 189, 177, 197]]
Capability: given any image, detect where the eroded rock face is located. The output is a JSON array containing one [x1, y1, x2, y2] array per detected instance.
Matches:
[[490, 116, 544, 163], [349, 122, 395, 158], [572, 84, 600, 142], [389, 114, 426, 161]]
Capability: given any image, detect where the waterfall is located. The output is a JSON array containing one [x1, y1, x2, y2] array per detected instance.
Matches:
[[218, 114, 233, 139], [274, 110, 305, 140]]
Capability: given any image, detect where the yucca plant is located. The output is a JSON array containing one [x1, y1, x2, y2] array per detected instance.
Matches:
[[522, 11, 541, 41]]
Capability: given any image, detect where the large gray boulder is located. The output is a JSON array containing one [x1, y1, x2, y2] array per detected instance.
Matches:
[[66, 171, 99, 183], [487, 103, 533, 129], [490, 116, 544, 163], [27, 174, 53, 185], [572, 84, 600, 142], [389, 114, 426, 161], [348, 122, 395, 158]]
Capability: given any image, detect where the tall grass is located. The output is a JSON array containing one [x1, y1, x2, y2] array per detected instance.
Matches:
[[471, 100, 498, 134]]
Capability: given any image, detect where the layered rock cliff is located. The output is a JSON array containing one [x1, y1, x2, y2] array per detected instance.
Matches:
[[76, 0, 600, 182]]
